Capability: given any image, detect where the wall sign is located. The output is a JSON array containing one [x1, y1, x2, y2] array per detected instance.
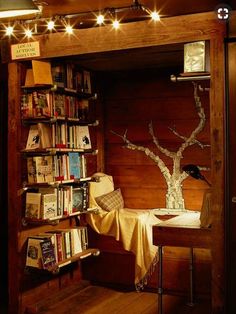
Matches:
[[11, 41, 40, 60]]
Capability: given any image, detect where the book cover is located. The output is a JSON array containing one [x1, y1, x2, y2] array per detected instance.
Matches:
[[26, 237, 43, 268], [27, 157, 36, 183], [83, 70, 92, 94], [32, 60, 53, 85], [41, 193, 57, 219], [68, 152, 80, 179], [24, 69, 35, 86], [77, 126, 91, 149], [40, 238, 56, 270], [33, 156, 54, 183], [32, 91, 51, 117], [37, 123, 52, 148], [26, 235, 53, 268], [70, 228, 82, 255], [72, 187, 84, 212], [21, 93, 33, 118], [26, 125, 40, 150], [51, 64, 65, 88], [53, 93, 65, 117], [25, 192, 41, 219]]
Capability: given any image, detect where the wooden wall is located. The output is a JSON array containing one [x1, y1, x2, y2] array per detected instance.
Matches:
[[83, 66, 212, 296], [0, 62, 8, 314], [101, 67, 211, 210]]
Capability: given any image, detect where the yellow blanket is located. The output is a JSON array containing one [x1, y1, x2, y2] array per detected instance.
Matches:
[[86, 174, 161, 289]]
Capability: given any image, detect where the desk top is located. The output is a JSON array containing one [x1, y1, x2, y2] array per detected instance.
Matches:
[[153, 212, 211, 249]]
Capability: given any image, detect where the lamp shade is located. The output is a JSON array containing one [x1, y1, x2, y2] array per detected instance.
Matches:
[[0, 0, 39, 18]]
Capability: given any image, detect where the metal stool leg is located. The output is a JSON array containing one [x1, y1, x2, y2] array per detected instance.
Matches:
[[187, 247, 195, 306], [158, 245, 163, 314]]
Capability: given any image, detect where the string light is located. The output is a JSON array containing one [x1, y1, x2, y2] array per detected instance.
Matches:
[[0, 1, 161, 41], [25, 28, 33, 38], [150, 11, 160, 21], [47, 20, 55, 30], [112, 20, 120, 29], [96, 14, 105, 25], [5, 26, 14, 36], [65, 25, 73, 34]]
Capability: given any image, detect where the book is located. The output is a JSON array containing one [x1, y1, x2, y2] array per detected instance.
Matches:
[[26, 237, 43, 268], [21, 93, 33, 118], [32, 91, 51, 117], [83, 70, 92, 94], [77, 126, 91, 149], [72, 187, 84, 212], [40, 238, 57, 270], [25, 192, 41, 219], [32, 60, 53, 85], [78, 99, 89, 121], [26, 235, 53, 268], [41, 193, 57, 219], [70, 228, 82, 255], [33, 156, 54, 183], [27, 157, 36, 183], [37, 123, 52, 148], [26, 125, 40, 150], [68, 152, 80, 179], [53, 93, 65, 117], [51, 64, 65, 87]]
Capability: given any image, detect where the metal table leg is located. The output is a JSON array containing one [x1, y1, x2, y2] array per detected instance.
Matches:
[[158, 245, 163, 314], [187, 247, 195, 306]]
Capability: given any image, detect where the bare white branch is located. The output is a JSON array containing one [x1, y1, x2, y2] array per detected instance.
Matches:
[[149, 121, 176, 158]]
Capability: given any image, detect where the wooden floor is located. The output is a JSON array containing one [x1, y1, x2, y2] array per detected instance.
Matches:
[[33, 282, 211, 314]]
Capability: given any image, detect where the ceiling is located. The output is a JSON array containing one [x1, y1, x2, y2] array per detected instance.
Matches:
[[38, 0, 233, 19]]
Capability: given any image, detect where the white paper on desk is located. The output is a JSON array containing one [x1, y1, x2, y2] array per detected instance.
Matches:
[[158, 212, 201, 227], [152, 208, 197, 216]]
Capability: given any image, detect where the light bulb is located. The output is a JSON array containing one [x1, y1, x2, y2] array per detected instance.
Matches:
[[150, 11, 160, 21], [47, 20, 55, 30], [5, 26, 14, 36], [97, 14, 104, 25], [65, 25, 73, 34], [25, 29, 32, 38], [112, 20, 120, 29]]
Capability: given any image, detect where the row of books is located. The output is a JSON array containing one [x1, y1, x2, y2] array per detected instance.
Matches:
[[24, 60, 92, 94], [25, 183, 88, 220], [26, 226, 88, 269], [26, 123, 92, 150], [27, 153, 87, 184], [21, 91, 89, 120]]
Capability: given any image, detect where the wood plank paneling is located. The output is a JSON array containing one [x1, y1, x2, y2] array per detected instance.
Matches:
[[102, 68, 211, 210]]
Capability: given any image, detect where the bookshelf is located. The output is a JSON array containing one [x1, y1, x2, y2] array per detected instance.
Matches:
[[7, 59, 100, 313]]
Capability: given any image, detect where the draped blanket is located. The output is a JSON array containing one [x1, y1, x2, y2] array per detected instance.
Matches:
[[86, 174, 161, 290]]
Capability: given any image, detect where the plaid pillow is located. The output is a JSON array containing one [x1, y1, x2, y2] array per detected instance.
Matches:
[[95, 188, 124, 212]]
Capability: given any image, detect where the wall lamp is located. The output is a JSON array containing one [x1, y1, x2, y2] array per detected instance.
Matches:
[[0, 0, 40, 19]]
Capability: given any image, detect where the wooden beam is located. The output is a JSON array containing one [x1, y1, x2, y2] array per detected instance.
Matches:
[[2, 12, 225, 62], [209, 30, 226, 313]]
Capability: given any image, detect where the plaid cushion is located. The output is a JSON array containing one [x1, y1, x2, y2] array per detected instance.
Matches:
[[95, 188, 124, 212]]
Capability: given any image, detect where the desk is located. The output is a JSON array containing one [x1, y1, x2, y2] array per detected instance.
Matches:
[[153, 219, 211, 314]]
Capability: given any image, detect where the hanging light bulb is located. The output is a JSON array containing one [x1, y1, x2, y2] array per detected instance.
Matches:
[[47, 20, 55, 30], [112, 20, 120, 29], [65, 24, 73, 34], [5, 26, 14, 36], [96, 14, 105, 25], [150, 11, 160, 21]]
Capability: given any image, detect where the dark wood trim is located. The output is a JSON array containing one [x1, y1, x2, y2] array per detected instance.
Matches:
[[7, 12, 226, 313]]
